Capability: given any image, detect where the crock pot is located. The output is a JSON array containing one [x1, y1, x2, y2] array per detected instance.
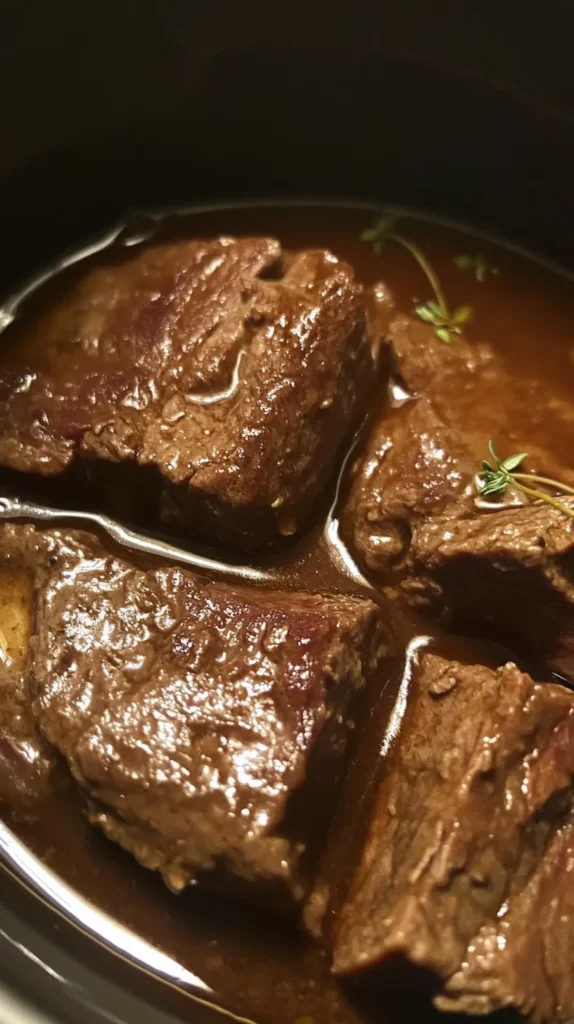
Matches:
[[1, 2, 574, 1020]]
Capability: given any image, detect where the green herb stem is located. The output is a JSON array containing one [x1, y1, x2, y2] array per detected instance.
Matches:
[[361, 215, 471, 341], [392, 233, 450, 318], [511, 472, 574, 496], [508, 479, 574, 520]]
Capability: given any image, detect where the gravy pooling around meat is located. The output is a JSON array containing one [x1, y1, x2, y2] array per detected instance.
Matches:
[[2, 204, 574, 1024]]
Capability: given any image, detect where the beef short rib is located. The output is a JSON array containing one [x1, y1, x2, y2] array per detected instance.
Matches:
[[346, 311, 574, 678], [0, 237, 374, 548], [437, 817, 574, 1022], [0, 523, 388, 898], [332, 653, 574, 1005]]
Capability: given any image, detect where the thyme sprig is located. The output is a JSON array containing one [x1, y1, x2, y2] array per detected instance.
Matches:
[[479, 441, 574, 520], [362, 214, 472, 344]]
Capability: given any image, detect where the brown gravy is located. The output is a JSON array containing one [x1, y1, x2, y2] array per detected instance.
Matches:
[[2, 203, 573, 1024]]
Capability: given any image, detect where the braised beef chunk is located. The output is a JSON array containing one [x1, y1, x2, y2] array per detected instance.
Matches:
[[348, 397, 476, 575], [346, 314, 574, 675], [0, 237, 373, 548], [332, 655, 574, 989], [346, 316, 494, 579], [409, 499, 574, 676], [384, 312, 492, 396], [437, 819, 574, 1022], [0, 523, 388, 896], [0, 557, 53, 810]]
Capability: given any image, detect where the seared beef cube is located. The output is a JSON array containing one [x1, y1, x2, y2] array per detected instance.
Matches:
[[437, 819, 574, 1022], [346, 314, 495, 581], [332, 655, 574, 984], [348, 397, 476, 575], [0, 523, 388, 896], [0, 237, 373, 548], [409, 498, 574, 677], [0, 557, 53, 809], [384, 312, 490, 396], [346, 313, 574, 675]]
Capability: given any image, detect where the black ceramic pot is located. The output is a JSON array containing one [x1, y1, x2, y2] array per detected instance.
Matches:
[[1, 2, 573, 1021]]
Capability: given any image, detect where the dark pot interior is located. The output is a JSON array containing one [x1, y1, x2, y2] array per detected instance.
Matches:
[[3, 0, 574, 290]]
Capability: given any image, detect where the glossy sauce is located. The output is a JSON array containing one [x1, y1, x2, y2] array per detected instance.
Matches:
[[2, 204, 573, 1024]]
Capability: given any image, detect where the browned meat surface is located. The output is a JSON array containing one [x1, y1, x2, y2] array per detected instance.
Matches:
[[332, 654, 574, 989], [349, 397, 476, 574], [384, 313, 574, 471], [0, 523, 388, 897], [0, 660, 54, 811], [385, 312, 492, 396], [346, 314, 574, 676], [0, 561, 53, 810], [437, 818, 574, 1022], [0, 238, 374, 548], [408, 499, 574, 677]]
